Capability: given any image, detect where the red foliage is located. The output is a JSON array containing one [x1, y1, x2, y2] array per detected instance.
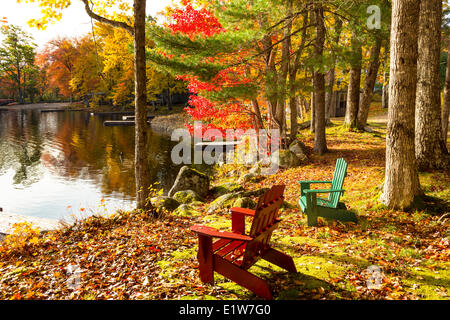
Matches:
[[168, 0, 224, 38], [166, 1, 254, 136]]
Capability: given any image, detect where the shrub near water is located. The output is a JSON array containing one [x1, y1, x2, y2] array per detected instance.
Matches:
[[0, 223, 42, 257]]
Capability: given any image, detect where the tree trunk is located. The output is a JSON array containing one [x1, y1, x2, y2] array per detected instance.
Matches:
[[310, 90, 314, 132], [325, 19, 342, 120], [251, 99, 264, 130], [381, 0, 421, 210], [415, 0, 448, 170], [344, 33, 362, 129], [382, 71, 389, 109], [289, 10, 308, 141], [443, 41, 450, 145], [312, 3, 327, 154], [133, 0, 150, 210], [357, 37, 382, 130]]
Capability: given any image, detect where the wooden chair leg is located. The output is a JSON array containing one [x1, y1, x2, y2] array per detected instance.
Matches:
[[261, 247, 297, 273], [213, 255, 272, 300], [306, 193, 318, 227], [197, 235, 214, 284]]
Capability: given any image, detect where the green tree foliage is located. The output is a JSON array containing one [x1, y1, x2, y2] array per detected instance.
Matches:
[[0, 25, 39, 103]]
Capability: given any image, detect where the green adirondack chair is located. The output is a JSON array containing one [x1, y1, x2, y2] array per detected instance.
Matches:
[[298, 158, 357, 226]]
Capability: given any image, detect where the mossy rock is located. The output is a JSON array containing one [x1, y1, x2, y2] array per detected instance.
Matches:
[[173, 190, 204, 204], [277, 149, 301, 169], [173, 204, 201, 217], [289, 140, 309, 162], [189, 201, 205, 208], [238, 172, 260, 184], [151, 196, 180, 212], [207, 193, 240, 213], [233, 197, 256, 209], [168, 166, 210, 198], [210, 182, 244, 198]]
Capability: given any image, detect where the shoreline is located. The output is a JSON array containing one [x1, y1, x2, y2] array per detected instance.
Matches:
[[0, 212, 60, 241], [0, 103, 189, 237], [1, 102, 188, 138]]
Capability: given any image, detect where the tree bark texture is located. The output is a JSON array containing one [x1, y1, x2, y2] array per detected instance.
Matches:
[[415, 0, 448, 170], [344, 33, 362, 128], [325, 19, 342, 119], [381, 0, 421, 210], [312, 3, 327, 154], [133, 0, 150, 209], [443, 41, 450, 145], [357, 37, 382, 130]]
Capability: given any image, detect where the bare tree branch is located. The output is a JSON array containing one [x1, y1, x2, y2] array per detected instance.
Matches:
[[80, 0, 133, 35]]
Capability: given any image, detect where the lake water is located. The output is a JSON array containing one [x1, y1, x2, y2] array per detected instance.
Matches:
[[0, 109, 187, 220]]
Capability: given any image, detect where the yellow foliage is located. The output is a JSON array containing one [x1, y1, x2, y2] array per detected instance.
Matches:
[[0, 222, 42, 257]]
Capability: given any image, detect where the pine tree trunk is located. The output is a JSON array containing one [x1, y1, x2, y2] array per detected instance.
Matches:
[[381, 0, 421, 210], [325, 19, 342, 120], [415, 0, 448, 170], [344, 33, 362, 129], [289, 93, 298, 141], [310, 89, 314, 132], [133, 0, 150, 210], [443, 41, 450, 145], [325, 70, 335, 119], [382, 71, 389, 109], [312, 3, 327, 154], [357, 38, 382, 130]]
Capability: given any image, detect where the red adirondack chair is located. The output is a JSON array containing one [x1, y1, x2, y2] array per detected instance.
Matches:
[[190, 185, 297, 299]]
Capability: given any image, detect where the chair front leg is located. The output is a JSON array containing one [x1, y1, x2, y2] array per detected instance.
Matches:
[[197, 234, 214, 284], [306, 192, 318, 227]]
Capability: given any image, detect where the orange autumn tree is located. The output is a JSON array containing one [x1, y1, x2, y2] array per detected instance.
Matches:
[[39, 37, 79, 100]]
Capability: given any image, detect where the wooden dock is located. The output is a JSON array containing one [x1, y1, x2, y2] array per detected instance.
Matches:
[[122, 115, 155, 120], [194, 140, 242, 151], [40, 109, 66, 112], [91, 111, 135, 116], [103, 119, 153, 126]]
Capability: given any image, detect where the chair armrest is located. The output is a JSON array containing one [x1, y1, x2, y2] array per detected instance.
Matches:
[[190, 225, 253, 241], [230, 207, 255, 217], [298, 181, 332, 197], [298, 180, 332, 184], [303, 189, 344, 194]]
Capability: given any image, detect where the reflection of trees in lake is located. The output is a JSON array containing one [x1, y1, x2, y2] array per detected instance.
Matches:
[[0, 110, 43, 186], [0, 109, 186, 198]]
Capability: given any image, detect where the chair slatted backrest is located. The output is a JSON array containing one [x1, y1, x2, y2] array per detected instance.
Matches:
[[239, 185, 285, 269], [328, 158, 347, 207], [249, 185, 285, 238]]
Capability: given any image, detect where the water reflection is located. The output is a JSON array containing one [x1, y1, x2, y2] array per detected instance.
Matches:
[[0, 109, 186, 220]]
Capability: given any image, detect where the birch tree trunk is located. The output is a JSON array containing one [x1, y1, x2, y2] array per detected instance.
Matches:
[[415, 0, 448, 170], [381, 0, 421, 210]]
